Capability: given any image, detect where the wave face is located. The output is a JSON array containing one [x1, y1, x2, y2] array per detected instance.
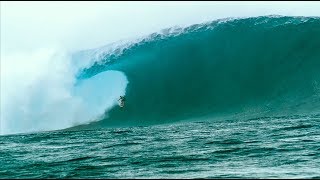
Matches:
[[72, 16, 320, 130]]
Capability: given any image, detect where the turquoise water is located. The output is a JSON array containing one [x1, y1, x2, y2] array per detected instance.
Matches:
[[1, 115, 319, 178], [1, 15, 320, 178], [76, 15, 320, 129]]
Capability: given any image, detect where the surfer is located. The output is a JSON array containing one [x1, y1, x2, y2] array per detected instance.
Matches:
[[118, 96, 125, 108]]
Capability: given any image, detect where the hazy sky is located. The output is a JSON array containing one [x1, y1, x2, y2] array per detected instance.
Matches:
[[1, 1, 320, 53]]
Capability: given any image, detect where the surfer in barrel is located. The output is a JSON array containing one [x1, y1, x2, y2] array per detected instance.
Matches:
[[118, 96, 125, 108]]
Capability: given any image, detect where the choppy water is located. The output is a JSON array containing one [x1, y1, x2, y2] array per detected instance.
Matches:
[[1, 115, 319, 178]]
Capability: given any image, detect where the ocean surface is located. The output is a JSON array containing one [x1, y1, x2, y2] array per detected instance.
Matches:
[[1, 116, 320, 178], [1, 15, 320, 178]]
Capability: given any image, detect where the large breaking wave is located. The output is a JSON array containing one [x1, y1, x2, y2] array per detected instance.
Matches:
[[71, 15, 320, 130], [2, 15, 320, 134]]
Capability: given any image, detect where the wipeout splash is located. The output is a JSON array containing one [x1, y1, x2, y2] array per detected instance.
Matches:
[[1, 47, 128, 135]]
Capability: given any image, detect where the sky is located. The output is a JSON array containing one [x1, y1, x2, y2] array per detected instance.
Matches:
[[1, 1, 320, 53]]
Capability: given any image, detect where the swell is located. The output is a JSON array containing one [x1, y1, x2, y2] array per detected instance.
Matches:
[[71, 15, 320, 130]]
